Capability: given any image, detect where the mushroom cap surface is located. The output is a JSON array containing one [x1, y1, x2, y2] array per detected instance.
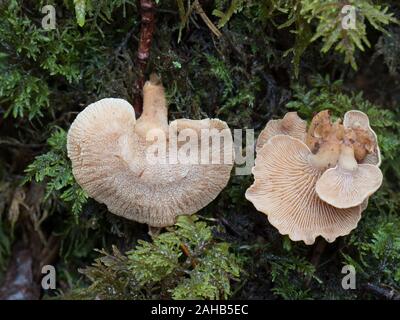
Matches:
[[256, 112, 307, 152], [245, 135, 362, 245], [343, 110, 381, 166], [67, 98, 233, 227]]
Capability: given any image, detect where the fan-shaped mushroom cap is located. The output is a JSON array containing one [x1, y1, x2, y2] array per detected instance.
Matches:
[[315, 144, 383, 209], [67, 77, 233, 227], [245, 135, 362, 245], [256, 112, 307, 152], [343, 110, 381, 166]]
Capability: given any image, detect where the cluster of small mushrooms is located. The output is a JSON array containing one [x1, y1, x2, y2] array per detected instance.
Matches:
[[67, 75, 382, 245], [246, 110, 383, 244]]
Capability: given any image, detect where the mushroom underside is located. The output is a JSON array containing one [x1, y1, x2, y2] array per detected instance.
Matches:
[[246, 135, 362, 245], [68, 99, 233, 227]]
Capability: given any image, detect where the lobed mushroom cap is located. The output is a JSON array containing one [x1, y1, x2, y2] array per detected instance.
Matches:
[[256, 112, 307, 152], [67, 98, 233, 227], [343, 110, 381, 166], [245, 135, 362, 245], [315, 163, 383, 209]]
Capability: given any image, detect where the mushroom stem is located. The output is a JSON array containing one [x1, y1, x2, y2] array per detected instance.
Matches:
[[148, 226, 162, 237], [306, 237, 327, 285], [308, 141, 340, 170], [135, 74, 169, 137], [338, 144, 358, 171]]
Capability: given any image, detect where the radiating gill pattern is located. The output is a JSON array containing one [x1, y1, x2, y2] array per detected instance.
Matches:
[[246, 135, 362, 245], [316, 164, 383, 208]]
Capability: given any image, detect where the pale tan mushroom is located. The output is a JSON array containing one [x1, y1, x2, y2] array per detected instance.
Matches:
[[67, 75, 233, 227], [342, 110, 381, 211], [256, 112, 307, 152], [315, 143, 383, 209], [245, 134, 362, 245], [343, 110, 381, 166], [247, 109, 383, 244]]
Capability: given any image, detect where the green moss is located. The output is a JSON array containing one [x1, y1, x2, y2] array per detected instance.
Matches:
[[23, 128, 88, 218], [69, 216, 241, 300], [1, 0, 400, 300]]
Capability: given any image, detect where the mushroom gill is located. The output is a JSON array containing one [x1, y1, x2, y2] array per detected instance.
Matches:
[[67, 75, 234, 227], [315, 143, 383, 209], [247, 109, 382, 244], [246, 135, 362, 245]]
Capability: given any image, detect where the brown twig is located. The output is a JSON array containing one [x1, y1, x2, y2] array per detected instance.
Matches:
[[306, 237, 327, 286], [0, 138, 45, 149], [193, 0, 222, 38], [180, 243, 198, 268], [133, 0, 156, 116]]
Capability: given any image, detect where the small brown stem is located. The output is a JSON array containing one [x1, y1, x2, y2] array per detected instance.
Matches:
[[133, 0, 156, 116], [306, 237, 327, 286], [310, 237, 327, 267], [148, 226, 162, 237], [180, 243, 198, 268]]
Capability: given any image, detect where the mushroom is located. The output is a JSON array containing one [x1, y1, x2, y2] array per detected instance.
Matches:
[[343, 110, 381, 166], [305, 110, 382, 209], [315, 142, 383, 209], [67, 75, 233, 227], [246, 109, 383, 244], [245, 134, 362, 245], [318, 110, 382, 211], [256, 112, 307, 152]]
